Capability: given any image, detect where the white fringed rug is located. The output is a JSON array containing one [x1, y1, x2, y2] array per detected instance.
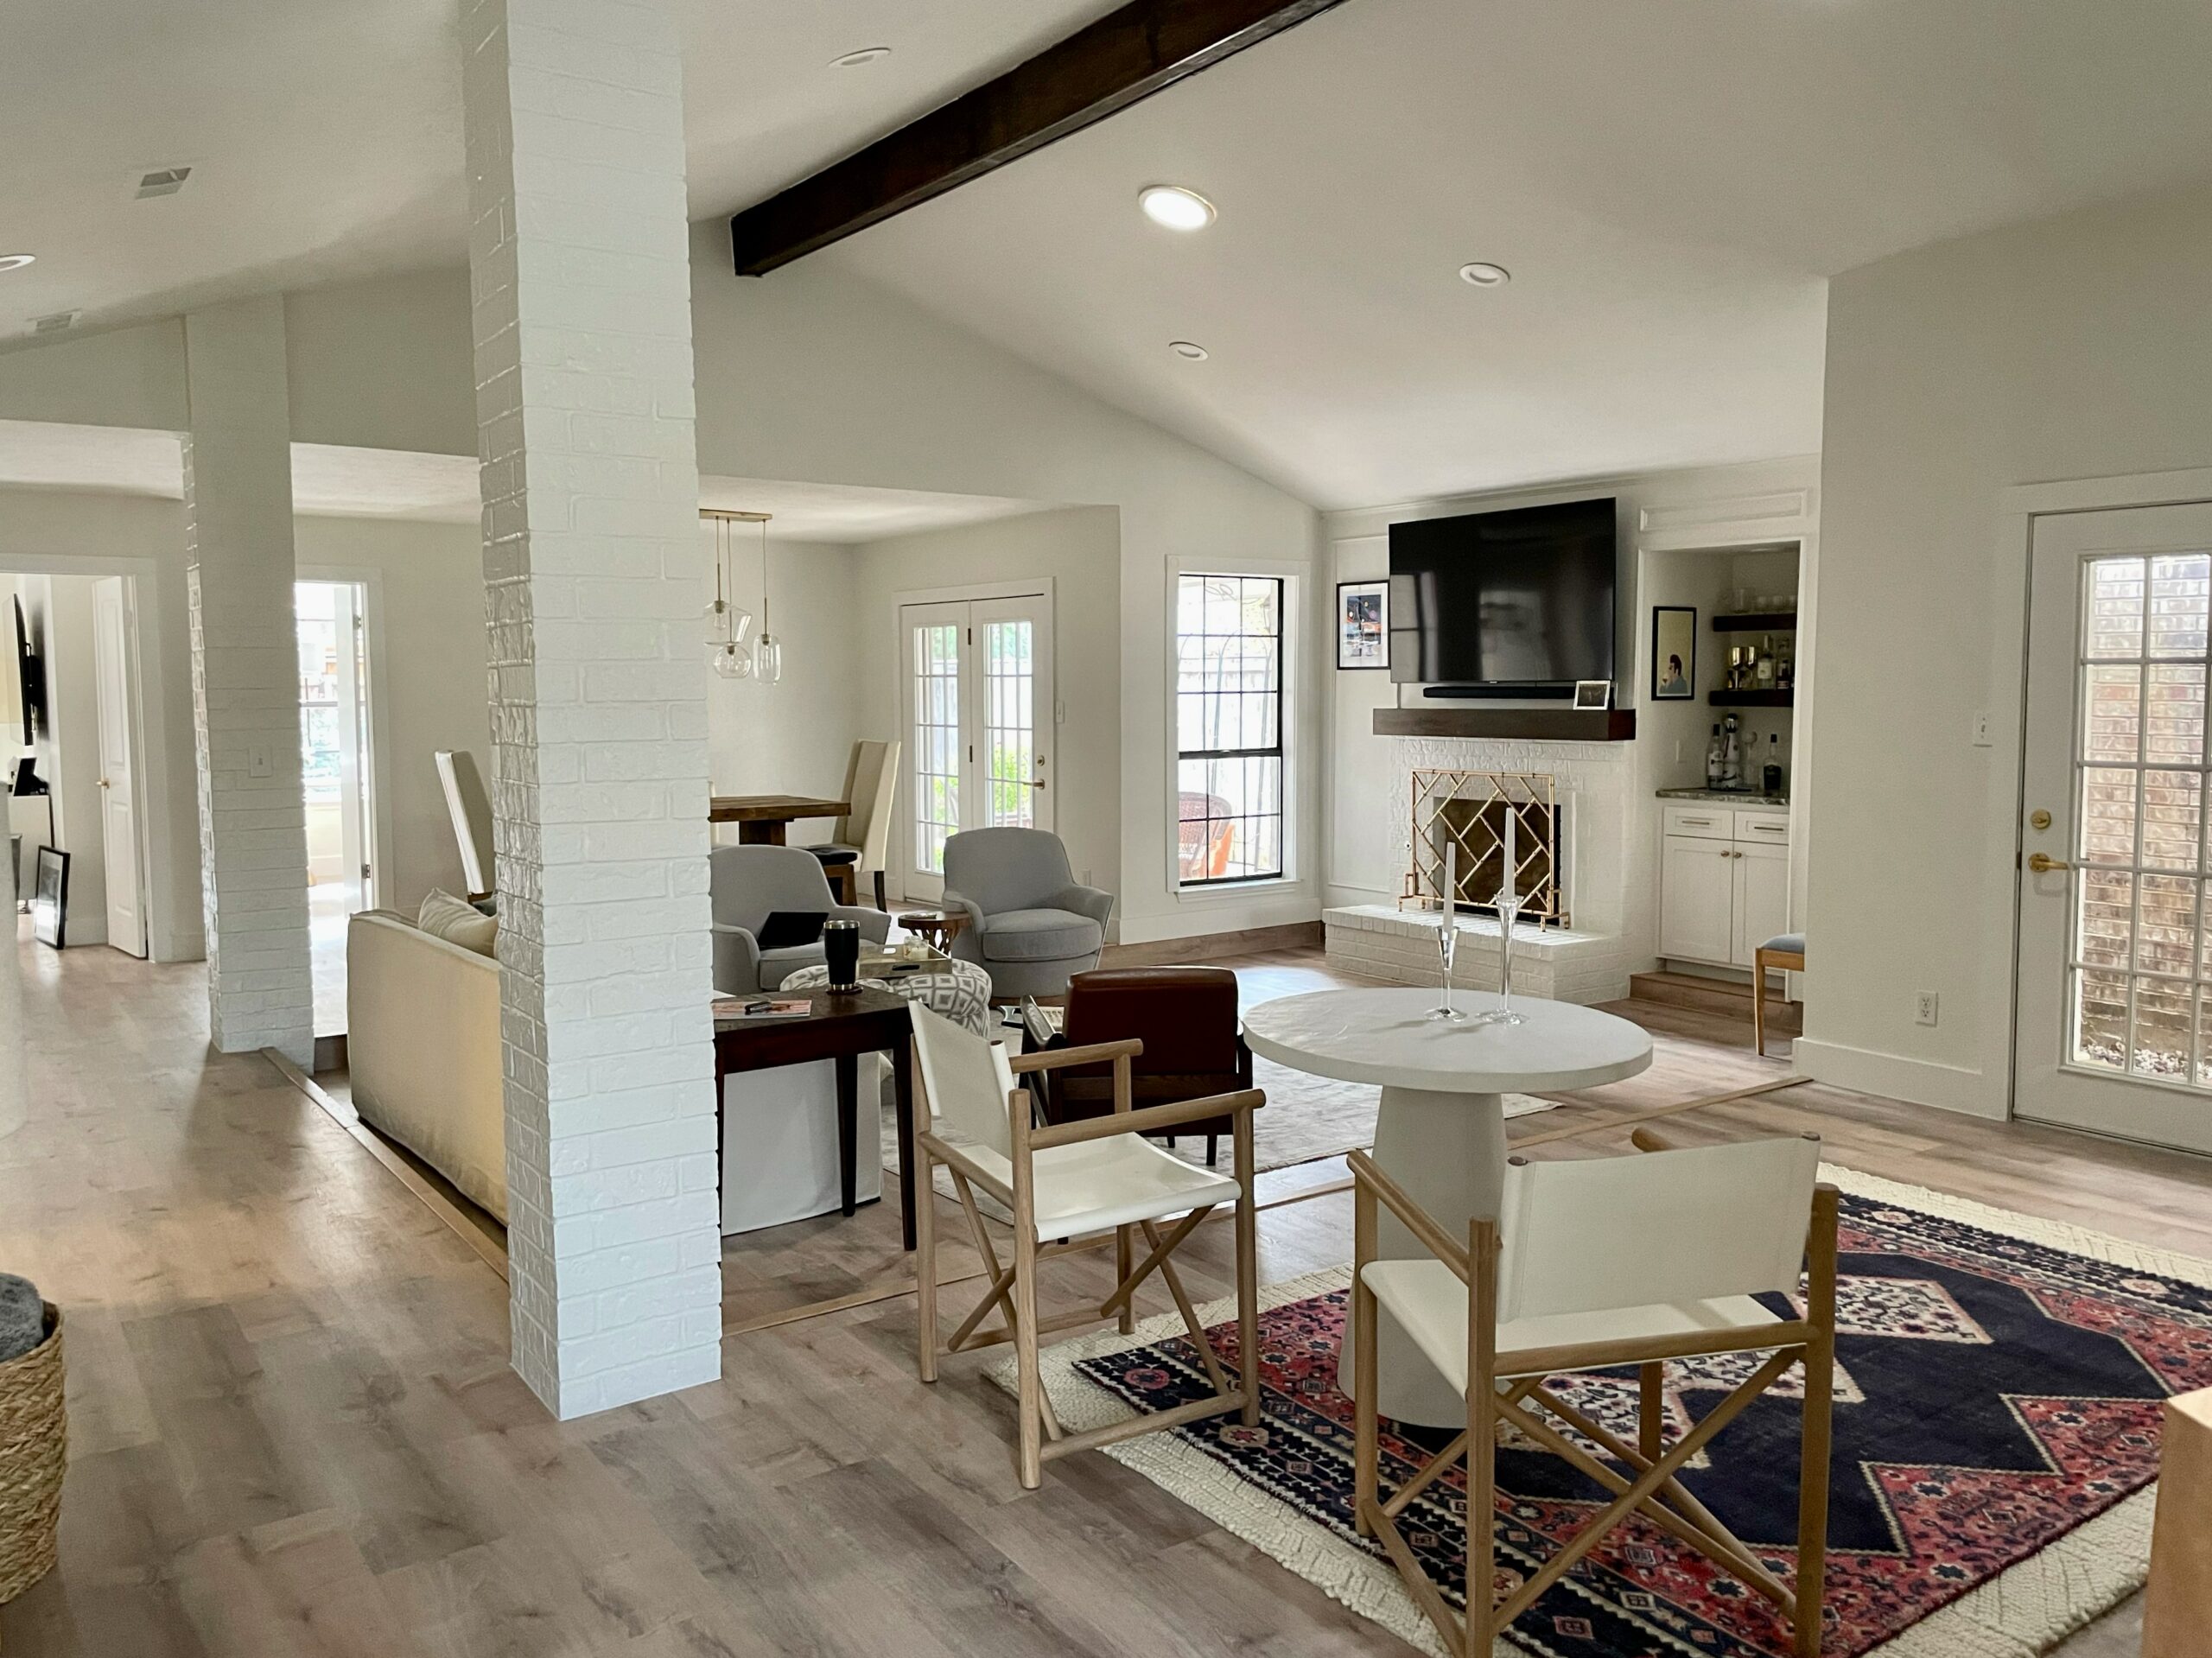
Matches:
[[990, 1167, 2210, 1657]]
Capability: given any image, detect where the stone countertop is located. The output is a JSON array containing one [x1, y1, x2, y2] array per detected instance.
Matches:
[[1656, 787, 1789, 807]]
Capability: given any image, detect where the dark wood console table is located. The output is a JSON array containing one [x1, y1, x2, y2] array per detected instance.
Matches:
[[712, 986, 919, 1248]]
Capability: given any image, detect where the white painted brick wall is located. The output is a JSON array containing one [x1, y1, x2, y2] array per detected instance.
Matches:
[[181, 298, 313, 1065], [462, 0, 720, 1420]]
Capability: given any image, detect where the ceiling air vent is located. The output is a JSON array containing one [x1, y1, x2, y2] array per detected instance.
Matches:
[[133, 167, 193, 200], [30, 311, 78, 334]]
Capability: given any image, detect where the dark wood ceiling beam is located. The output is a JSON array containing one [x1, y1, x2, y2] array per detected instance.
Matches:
[[730, 0, 1353, 276]]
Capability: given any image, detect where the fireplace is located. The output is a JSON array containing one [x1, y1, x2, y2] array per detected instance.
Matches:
[[1405, 770, 1567, 928]]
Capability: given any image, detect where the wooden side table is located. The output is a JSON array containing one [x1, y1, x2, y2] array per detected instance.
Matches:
[[712, 986, 918, 1248], [897, 912, 967, 952], [2145, 1384, 2212, 1655]]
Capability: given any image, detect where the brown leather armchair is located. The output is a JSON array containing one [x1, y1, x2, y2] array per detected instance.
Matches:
[[1035, 967, 1250, 1166]]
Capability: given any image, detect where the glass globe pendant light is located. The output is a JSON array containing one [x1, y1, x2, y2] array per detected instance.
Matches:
[[753, 514, 783, 683], [702, 511, 755, 678]]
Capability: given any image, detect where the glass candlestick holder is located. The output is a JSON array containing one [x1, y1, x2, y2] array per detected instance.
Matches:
[[1428, 910, 1466, 1022], [1487, 887, 1527, 1026]]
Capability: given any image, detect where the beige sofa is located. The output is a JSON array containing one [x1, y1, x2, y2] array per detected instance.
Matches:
[[346, 910, 508, 1222]]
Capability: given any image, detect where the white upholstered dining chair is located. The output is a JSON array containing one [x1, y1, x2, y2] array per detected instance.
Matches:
[[1349, 1133, 1837, 1658], [906, 1003, 1264, 1489], [805, 739, 900, 909]]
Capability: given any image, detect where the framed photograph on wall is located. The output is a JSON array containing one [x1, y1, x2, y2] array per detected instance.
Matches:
[[1336, 580, 1388, 670], [30, 845, 67, 950], [1651, 607, 1696, 701]]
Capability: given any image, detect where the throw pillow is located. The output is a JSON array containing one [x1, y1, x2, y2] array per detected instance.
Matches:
[[0, 1272, 44, 1363], [418, 888, 499, 957]]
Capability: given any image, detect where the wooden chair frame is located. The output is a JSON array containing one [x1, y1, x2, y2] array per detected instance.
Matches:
[[911, 1034, 1265, 1489], [1755, 943, 1805, 1057], [1348, 1144, 1837, 1658]]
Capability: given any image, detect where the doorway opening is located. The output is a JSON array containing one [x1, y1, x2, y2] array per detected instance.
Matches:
[[297, 580, 377, 1037]]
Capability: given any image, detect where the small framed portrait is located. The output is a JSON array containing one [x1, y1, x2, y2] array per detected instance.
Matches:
[[1650, 607, 1697, 701], [1573, 680, 1612, 711], [31, 845, 68, 950], [1336, 580, 1388, 670]]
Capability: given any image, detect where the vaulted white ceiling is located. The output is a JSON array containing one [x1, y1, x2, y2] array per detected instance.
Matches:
[[4, 0, 2210, 510]]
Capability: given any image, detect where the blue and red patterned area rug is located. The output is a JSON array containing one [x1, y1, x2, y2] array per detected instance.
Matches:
[[1000, 1168, 2212, 1657]]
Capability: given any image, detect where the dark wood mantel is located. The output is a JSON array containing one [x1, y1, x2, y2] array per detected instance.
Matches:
[[1372, 708, 1637, 743]]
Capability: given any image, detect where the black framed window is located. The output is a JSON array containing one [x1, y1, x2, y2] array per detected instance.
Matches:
[[1176, 574, 1285, 885]]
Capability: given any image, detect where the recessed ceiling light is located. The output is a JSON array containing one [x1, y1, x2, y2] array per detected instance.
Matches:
[[1169, 340, 1210, 361], [1139, 186, 1217, 232], [1459, 262, 1511, 287], [0, 256, 35, 274], [831, 46, 892, 67]]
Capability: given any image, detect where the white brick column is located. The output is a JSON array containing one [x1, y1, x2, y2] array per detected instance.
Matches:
[[461, 0, 721, 1418], [181, 297, 313, 1064]]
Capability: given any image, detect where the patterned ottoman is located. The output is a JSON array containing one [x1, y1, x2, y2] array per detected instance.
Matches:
[[776, 959, 995, 1038]]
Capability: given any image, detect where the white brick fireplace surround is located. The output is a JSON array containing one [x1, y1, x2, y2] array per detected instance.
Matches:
[[463, 0, 721, 1420], [1325, 736, 1641, 1005]]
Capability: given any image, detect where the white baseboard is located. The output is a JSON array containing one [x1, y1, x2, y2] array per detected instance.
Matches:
[[1792, 1036, 2005, 1120]]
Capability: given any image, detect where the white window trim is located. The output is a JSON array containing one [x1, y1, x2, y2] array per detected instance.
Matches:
[[1165, 556, 1307, 903]]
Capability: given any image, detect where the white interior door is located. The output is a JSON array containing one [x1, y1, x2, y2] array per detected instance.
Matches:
[[899, 591, 1055, 902], [90, 577, 146, 957], [2016, 501, 2212, 1152]]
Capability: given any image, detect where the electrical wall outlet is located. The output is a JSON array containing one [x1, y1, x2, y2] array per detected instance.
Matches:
[[1915, 991, 1940, 1027]]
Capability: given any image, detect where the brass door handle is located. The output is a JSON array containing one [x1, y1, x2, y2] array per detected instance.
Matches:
[[2027, 852, 2072, 874]]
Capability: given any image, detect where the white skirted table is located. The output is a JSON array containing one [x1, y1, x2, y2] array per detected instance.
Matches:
[[1242, 986, 1653, 1426]]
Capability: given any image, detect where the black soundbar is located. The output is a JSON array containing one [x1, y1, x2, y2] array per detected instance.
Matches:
[[1420, 683, 1577, 702]]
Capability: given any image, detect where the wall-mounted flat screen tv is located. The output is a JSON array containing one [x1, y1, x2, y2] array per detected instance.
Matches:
[[1389, 498, 1616, 692]]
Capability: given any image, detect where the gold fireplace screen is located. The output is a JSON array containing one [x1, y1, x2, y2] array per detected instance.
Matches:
[[1400, 770, 1565, 928]]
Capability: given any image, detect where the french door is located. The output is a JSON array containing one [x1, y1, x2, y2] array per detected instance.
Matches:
[[899, 593, 1053, 901], [2016, 500, 2212, 1152], [296, 581, 378, 915]]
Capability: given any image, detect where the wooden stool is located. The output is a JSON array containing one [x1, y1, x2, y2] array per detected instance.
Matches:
[[1754, 932, 1804, 1058]]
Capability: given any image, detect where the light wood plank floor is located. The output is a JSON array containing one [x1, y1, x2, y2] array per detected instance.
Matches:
[[1, 937, 2196, 1655]]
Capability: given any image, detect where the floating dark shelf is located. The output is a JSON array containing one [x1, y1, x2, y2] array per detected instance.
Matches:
[[1712, 612, 1796, 632], [1707, 689, 1795, 708], [1373, 707, 1637, 742]]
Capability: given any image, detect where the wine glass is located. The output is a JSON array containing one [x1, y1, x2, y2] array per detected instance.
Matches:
[[1428, 910, 1465, 1022]]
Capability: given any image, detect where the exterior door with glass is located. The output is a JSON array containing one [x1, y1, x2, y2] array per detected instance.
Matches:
[[2016, 501, 2212, 1152], [898, 592, 1054, 902]]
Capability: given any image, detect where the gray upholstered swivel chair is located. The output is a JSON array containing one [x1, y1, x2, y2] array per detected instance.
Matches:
[[709, 845, 892, 994], [940, 828, 1113, 1001]]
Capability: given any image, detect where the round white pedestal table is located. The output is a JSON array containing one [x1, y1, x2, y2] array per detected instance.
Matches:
[[1241, 986, 1653, 1427]]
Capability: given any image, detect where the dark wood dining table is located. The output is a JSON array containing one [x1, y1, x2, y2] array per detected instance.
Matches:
[[712, 985, 919, 1249], [708, 793, 849, 845]]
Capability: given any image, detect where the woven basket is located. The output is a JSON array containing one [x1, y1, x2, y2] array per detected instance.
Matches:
[[0, 1304, 64, 1605]]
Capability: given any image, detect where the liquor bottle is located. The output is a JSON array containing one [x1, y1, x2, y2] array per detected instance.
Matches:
[[1706, 723, 1724, 786], [1757, 637, 1777, 687], [1764, 733, 1783, 797], [1777, 636, 1794, 689], [1721, 715, 1743, 787]]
